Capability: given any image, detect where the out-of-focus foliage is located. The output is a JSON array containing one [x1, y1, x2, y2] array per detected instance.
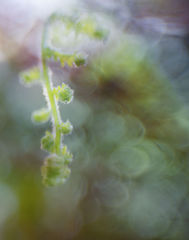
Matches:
[[1, 0, 189, 240]]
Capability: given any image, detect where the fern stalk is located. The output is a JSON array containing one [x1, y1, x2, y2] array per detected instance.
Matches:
[[20, 12, 107, 186]]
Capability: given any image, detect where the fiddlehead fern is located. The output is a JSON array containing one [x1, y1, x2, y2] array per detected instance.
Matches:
[[20, 12, 107, 186]]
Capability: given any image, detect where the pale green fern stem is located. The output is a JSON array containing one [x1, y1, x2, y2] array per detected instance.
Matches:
[[41, 17, 62, 155]]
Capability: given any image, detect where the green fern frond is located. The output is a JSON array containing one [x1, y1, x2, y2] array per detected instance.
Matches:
[[20, 12, 107, 186]]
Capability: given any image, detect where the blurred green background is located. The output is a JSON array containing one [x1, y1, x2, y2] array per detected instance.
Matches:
[[1, 1, 189, 240]]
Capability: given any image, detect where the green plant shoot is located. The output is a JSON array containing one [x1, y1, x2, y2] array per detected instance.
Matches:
[[20, 12, 107, 186]]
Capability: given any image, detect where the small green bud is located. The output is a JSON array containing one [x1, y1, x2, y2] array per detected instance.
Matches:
[[20, 67, 41, 86], [32, 108, 50, 123], [41, 131, 54, 152], [74, 55, 86, 67], [54, 84, 73, 104], [59, 120, 73, 135], [41, 155, 71, 186]]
